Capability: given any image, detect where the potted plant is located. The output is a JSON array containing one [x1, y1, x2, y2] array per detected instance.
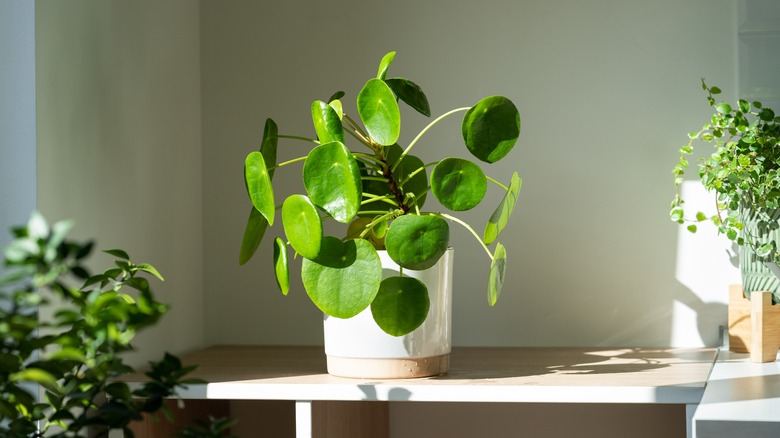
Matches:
[[0, 212, 233, 437], [671, 79, 780, 303], [239, 51, 522, 378]]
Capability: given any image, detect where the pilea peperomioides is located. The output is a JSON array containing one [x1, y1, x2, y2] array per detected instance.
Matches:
[[240, 51, 523, 336]]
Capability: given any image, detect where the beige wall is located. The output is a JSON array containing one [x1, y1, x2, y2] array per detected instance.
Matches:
[[200, 0, 737, 348], [32, 1, 739, 435], [36, 0, 203, 364]]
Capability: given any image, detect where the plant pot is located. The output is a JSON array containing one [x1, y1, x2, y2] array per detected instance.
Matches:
[[323, 248, 453, 379], [739, 203, 780, 303]]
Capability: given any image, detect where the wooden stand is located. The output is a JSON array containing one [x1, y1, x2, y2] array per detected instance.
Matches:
[[728, 285, 780, 362]]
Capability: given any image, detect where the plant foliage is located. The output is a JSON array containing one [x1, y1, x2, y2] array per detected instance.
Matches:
[[0, 213, 222, 437], [240, 51, 523, 336], [671, 80, 780, 261]]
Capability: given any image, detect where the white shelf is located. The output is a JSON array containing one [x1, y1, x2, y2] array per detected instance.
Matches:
[[693, 350, 780, 437], [162, 345, 715, 405]]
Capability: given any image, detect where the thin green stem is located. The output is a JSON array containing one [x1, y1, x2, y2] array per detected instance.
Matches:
[[357, 210, 394, 216], [432, 212, 493, 260], [391, 107, 471, 173], [345, 127, 373, 149], [344, 114, 368, 138], [268, 156, 307, 170], [276, 135, 319, 144], [353, 152, 384, 164], [361, 193, 397, 207], [362, 176, 389, 183], [486, 175, 509, 191], [399, 162, 439, 188], [359, 210, 401, 238]]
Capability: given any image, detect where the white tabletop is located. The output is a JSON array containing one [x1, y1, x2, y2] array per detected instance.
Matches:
[[693, 350, 780, 437], [155, 345, 716, 405]]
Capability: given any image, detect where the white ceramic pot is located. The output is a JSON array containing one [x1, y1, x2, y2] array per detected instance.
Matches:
[[323, 248, 453, 378]]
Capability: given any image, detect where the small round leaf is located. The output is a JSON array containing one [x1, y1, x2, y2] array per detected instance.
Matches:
[[303, 141, 362, 223], [377, 51, 396, 80], [328, 91, 345, 102], [385, 77, 431, 117], [488, 242, 507, 306], [386, 144, 427, 208], [385, 215, 449, 270], [239, 207, 268, 265], [431, 158, 487, 211], [462, 96, 521, 163], [357, 78, 401, 146], [273, 238, 290, 295], [282, 195, 323, 260], [484, 172, 522, 244], [244, 151, 275, 226], [260, 118, 279, 178], [311, 100, 344, 144], [371, 276, 430, 336], [301, 237, 382, 319]]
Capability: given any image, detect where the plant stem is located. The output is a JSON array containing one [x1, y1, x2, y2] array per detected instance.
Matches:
[[357, 210, 393, 216], [486, 175, 509, 191], [399, 162, 439, 188], [345, 127, 373, 149], [359, 210, 400, 238], [344, 114, 368, 138], [362, 176, 390, 183], [269, 156, 307, 170], [276, 135, 319, 144], [353, 152, 384, 165], [361, 193, 397, 207], [433, 212, 493, 260], [391, 107, 471, 173]]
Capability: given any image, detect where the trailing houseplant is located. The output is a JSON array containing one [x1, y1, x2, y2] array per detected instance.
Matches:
[[240, 51, 522, 337], [0, 213, 231, 437], [671, 79, 780, 301]]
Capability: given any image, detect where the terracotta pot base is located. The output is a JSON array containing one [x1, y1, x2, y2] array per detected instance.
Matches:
[[326, 353, 450, 379]]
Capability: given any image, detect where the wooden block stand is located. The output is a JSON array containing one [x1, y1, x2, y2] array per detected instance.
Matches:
[[728, 285, 780, 362]]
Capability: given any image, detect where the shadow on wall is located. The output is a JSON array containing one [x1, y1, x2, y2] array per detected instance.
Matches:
[[670, 181, 739, 348]]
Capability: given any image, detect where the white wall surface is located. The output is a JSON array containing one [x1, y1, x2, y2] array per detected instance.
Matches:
[[0, 0, 37, 250], [35, 0, 204, 364], [201, 0, 737, 348]]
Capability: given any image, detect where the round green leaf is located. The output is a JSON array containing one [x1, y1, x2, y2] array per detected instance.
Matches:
[[328, 91, 345, 102], [282, 194, 322, 260], [273, 238, 290, 296], [377, 51, 396, 80], [431, 158, 487, 211], [244, 151, 275, 226], [346, 216, 385, 249], [329, 100, 344, 120], [303, 141, 362, 223], [260, 118, 279, 178], [301, 237, 382, 319], [372, 216, 388, 238], [311, 100, 344, 144], [488, 242, 507, 306], [385, 77, 431, 117], [386, 144, 427, 208], [385, 215, 449, 270], [371, 276, 430, 336], [357, 78, 401, 146], [239, 207, 268, 265], [462, 96, 521, 163], [484, 172, 522, 244]]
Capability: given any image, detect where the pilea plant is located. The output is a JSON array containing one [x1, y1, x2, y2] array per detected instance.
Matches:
[[240, 51, 522, 336], [671, 80, 780, 264]]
